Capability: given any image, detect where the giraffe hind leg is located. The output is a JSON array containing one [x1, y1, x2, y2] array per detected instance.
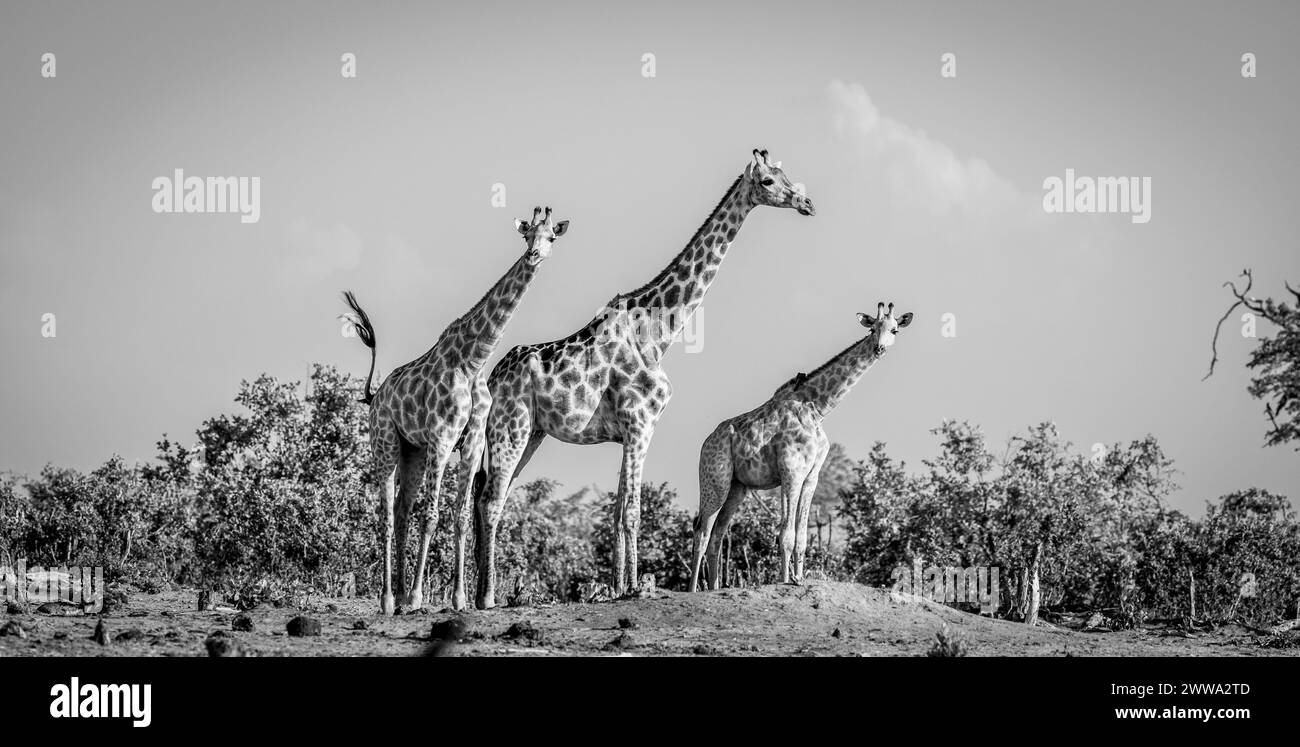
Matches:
[[391, 439, 426, 610]]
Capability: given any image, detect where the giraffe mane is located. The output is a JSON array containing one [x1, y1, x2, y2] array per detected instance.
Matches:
[[446, 254, 528, 334], [609, 174, 744, 306], [802, 332, 876, 384]]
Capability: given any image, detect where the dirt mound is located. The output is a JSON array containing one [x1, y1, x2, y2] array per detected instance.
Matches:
[[0, 582, 1292, 657]]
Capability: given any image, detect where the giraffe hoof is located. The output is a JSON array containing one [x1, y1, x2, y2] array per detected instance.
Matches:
[[380, 595, 396, 616]]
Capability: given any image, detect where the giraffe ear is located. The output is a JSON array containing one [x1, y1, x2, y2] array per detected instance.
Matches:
[[515, 219, 530, 234], [553, 220, 569, 237], [857, 312, 876, 328], [897, 312, 913, 328]]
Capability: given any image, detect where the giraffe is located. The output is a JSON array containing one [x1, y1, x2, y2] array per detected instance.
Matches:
[[689, 302, 913, 592], [470, 149, 815, 609], [341, 207, 569, 614]]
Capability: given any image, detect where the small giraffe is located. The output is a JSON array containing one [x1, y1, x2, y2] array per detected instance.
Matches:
[[470, 149, 815, 609], [689, 302, 913, 592], [342, 207, 569, 614]]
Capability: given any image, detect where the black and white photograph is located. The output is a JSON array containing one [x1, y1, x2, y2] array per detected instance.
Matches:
[[1, 0, 1297, 732]]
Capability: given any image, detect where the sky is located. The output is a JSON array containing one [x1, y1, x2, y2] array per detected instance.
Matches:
[[1, 0, 1297, 516]]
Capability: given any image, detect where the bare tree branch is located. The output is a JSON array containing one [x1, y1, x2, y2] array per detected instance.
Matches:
[[1204, 269, 1259, 380]]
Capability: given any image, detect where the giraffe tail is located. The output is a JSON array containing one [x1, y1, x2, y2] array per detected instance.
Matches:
[[340, 290, 377, 405]]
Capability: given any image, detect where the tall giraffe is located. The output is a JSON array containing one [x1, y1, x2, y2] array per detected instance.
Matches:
[[689, 302, 913, 591], [470, 149, 815, 608], [342, 207, 569, 614]]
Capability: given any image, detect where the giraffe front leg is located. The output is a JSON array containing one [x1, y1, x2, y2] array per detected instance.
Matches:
[[792, 446, 828, 584], [791, 471, 820, 585], [616, 436, 650, 595], [777, 477, 799, 585]]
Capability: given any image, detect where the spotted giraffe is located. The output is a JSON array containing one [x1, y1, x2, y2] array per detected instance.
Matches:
[[342, 207, 569, 615], [689, 302, 913, 592], [469, 150, 816, 609]]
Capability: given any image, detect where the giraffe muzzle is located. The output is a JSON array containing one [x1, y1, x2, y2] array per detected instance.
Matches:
[[794, 195, 816, 216]]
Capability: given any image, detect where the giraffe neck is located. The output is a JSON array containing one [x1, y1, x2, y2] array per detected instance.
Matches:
[[799, 333, 886, 418], [609, 175, 756, 359], [443, 254, 538, 372]]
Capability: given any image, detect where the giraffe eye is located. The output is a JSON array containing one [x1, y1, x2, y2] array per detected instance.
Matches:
[[761, 178, 775, 186]]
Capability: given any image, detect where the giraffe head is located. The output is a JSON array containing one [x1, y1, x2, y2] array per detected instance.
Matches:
[[856, 302, 913, 354], [514, 206, 569, 265], [745, 149, 815, 216]]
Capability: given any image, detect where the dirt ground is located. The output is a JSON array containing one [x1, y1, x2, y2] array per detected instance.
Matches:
[[2, 580, 1296, 657]]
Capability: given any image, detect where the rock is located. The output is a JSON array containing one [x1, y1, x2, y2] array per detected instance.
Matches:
[[204, 631, 244, 657], [0, 620, 26, 638], [430, 617, 467, 642], [101, 587, 130, 614], [634, 574, 659, 598], [606, 631, 639, 650], [832, 627, 842, 639], [231, 613, 255, 632], [617, 617, 638, 630], [114, 628, 146, 642], [5, 599, 26, 615], [351, 619, 369, 631], [507, 579, 538, 608], [692, 643, 720, 656], [1084, 612, 1108, 630], [576, 581, 614, 604], [501, 620, 544, 644], [286, 616, 321, 637], [36, 601, 82, 616], [92, 619, 110, 645]]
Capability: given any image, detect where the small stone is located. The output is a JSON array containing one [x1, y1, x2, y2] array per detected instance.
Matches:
[[5, 599, 26, 615], [286, 616, 321, 637], [692, 643, 719, 656], [618, 617, 638, 630], [430, 617, 467, 641], [501, 620, 544, 644], [231, 613, 255, 632], [114, 628, 146, 642], [92, 619, 110, 645], [36, 601, 81, 616], [606, 631, 639, 650], [1084, 612, 1107, 630], [205, 631, 244, 657], [832, 628, 842, 639], [0, 620, 26, 638], [351, 619, 369, 631]]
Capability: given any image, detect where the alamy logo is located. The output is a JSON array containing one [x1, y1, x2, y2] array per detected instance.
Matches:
[[49, 678, 151, 728], [151, 169, 261, 224], [1042, 169, 1151, 224], [0, 560, 103, 613], [591, 303, 705, 354], [891, 559, 1000, 615]]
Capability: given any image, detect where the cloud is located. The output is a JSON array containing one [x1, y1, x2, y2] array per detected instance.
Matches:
[[828, 80, 1028, 221]]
